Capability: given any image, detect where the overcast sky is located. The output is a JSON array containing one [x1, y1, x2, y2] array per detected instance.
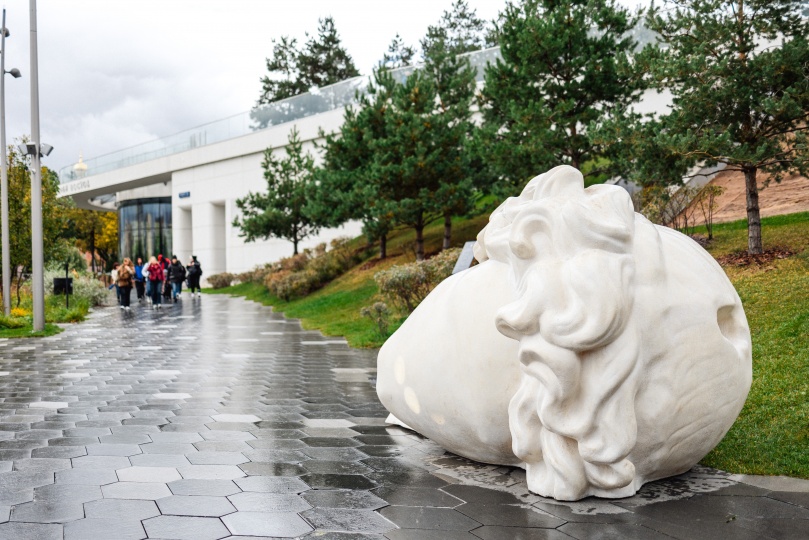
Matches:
[[2, 0, 645, 174]]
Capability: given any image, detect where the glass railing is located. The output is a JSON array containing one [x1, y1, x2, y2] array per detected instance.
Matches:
[[59, 46, 502, 184]]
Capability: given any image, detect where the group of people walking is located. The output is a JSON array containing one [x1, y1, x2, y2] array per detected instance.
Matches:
[[111, 254, 203, 310]]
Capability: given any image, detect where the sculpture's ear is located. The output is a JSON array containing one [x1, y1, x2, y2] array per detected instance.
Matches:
[[531, 166, 584, 201], [507, 204, 555, 260]]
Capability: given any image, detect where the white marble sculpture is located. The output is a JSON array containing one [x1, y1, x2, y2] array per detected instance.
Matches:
[[377, 165, 752, 501]]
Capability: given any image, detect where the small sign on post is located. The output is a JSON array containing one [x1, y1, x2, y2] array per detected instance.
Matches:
[[53, 261, 73, 308]]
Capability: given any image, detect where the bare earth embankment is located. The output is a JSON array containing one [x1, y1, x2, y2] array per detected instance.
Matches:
[[707, 170, 809, 223]]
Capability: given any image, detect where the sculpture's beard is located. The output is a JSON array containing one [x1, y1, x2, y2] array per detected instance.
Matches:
[[497, 250, 641, 501]]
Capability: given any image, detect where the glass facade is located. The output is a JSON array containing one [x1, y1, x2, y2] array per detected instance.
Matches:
[[118, 198, 172, 261]]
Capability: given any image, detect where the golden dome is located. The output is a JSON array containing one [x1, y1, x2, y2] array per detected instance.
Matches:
[[73, 153, 88, 173]]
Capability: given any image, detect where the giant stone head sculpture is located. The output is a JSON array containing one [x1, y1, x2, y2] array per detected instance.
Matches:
[[377, 165, 752, 501]]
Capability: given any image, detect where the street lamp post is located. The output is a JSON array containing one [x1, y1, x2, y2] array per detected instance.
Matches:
[[29, 0, 45, 331], [0, 9, 21, 317]]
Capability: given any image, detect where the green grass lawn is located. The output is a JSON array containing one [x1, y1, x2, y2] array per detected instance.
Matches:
[[0, 324, 63, 339], [700, 214, 809, 477], [0, 294, 91, 339], [211, 210, 809, 478]]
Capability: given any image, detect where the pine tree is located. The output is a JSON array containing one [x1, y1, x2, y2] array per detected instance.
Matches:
[[233, 127, 322, 255], [298, 17, 361, 89], [373, 70, 441, 260], [632, 0, 809, 255], [256, 36, 308, 107], [426, 0, 488, 56], [478, 0, 645, 193], [420, 7, 479, 250], [310, 70, 398, 259], [253, 17, 359, 128], [380, 34, 417, 70]]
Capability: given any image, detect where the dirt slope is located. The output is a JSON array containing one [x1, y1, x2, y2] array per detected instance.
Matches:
[[705, 170, 809, 224]]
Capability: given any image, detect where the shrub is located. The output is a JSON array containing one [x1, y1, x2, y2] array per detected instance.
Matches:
[[236, 264, 274, 285], [269, 269, 319, 301], [375, 248, 461, 313], [264, 238, 361, 302], [207, 273, 236, 289], [0, 315, 26, 329], [44, 268, 107, 307], [360, 302, 391, 337], [10, 307, 29, 318]]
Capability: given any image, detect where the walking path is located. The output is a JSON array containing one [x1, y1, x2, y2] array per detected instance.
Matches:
[[0, 295, 806, 540]]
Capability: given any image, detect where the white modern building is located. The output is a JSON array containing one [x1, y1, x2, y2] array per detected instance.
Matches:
[[58, 48, 501, 278], [59, 44, 692, 279]]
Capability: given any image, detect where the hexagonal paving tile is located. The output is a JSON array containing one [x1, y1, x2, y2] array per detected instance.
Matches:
[[222, 511, 313, 537], [234, 475, 310, 493], [157, 495, 236, 517], [301, 508, 396, 534], [228, 492, 311, 513], [84, 499, 160, 521], [379, 506, 481, 531], [116, 466, 182, 483], [101, 481, 172, 500], [143, 515, 230, 540], [178, 465, 246, 480], [186, 451, 248, 465], [168, 479, 242, 496], [64, 518, 145, 540], [302, 489, 387, 510]]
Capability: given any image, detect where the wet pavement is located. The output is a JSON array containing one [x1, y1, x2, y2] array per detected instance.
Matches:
[[0, 294, 807, 539]]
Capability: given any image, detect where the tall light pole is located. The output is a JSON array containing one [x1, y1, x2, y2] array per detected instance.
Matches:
[[29, 0, 44, 331], [1, 9, 21, 317]]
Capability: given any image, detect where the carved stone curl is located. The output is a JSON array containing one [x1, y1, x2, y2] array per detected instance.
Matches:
[[377, 165, 752, 500]]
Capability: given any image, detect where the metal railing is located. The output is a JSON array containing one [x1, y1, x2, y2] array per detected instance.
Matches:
[[59, 46, 502, 184]]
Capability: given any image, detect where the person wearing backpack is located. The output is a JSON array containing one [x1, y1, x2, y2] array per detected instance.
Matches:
[[168, 255, 187, 302], [186, 255, 202, 298], [146, 256, 164, 309]]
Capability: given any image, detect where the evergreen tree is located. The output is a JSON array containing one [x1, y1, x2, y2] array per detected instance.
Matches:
[[425, 0, 488, 56], [420, 7, 479, 249], [298, 17, 361, 89], [478, 0, 645, 193], [256, 36, 308, 107], [234, 127, 322, 255], [310, 70, 398, 259], [253, 17, 359, 128], [373, 70, 441, 260], [380, 34, 417, 70], [630, 0, 809, 255]]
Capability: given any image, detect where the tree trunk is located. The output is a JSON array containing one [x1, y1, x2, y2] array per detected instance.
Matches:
[[415, 225, 425, 261], [379, 234, 387, 259], [744, 166, 763, 255], [15, 267, 24, 308], [293, 238, 299, 255], [90, 229, 96, 273], [443, 215, 452, 250]]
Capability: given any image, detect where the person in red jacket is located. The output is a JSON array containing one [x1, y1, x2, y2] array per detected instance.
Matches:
[[147, 256, 165, 309]]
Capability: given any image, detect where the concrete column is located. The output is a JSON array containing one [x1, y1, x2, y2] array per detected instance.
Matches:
[[173, 206, 192, 263], [192, 201, 227, 277]]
